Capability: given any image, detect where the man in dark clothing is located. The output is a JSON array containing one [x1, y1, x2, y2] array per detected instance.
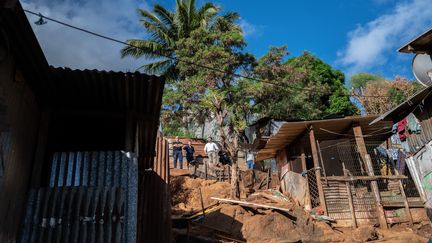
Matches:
[[183, 140, 195, 168], [172, 136, 183, 169]]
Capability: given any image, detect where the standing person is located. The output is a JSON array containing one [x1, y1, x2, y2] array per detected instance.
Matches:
[[246, 150, 255, 170], [204, 137, 219, 166], [183, 140, 195, 168], [172, 136, 184, 169]]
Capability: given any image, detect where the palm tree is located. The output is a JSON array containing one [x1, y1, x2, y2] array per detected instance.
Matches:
[[121, 0, 228, 80]]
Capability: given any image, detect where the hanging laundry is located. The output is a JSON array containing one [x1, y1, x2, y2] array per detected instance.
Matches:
[[388, 148, 399, 161], [407, 113, 422, 134], [390, 134, 403, 149], [397, 117, 408, 141], [392, 123, 398, 134], [400, 140, 411, 153]]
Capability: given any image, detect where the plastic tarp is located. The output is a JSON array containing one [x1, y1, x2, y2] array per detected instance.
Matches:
[[280, 171, 308, 206], [406, 141, 432, 220]]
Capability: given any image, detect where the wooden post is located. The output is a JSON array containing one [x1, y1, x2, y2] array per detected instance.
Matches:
[[353, 125, 388, 229], [342, 161, 357, 228], [267, 168, 271, 189], [205, 160, 208, 180], [300, 146, 312, 211], [316, 140, 328, 185], [309, 126, 327, 214]]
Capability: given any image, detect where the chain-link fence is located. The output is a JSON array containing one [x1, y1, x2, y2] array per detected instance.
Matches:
[[307, 168, 320, 209], [314, 140, 421, 224]]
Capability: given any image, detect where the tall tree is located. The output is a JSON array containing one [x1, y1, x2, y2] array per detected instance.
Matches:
[[351, 76, 422, 114], [253, 48, 357, 120], [173, 17, 255, 198], [121, 0, 220, 80], [349, 73, 384, 89]]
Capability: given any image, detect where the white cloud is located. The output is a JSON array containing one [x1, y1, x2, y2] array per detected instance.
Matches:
[[21, 0, 150, 72], [338, 0, 432, 74], [239, 18, 261, 37]]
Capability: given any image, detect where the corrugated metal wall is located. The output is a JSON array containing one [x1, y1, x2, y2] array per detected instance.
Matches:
[[20, 187, 124, 243], [410, 104, 432, 153], [0, 62, 40, 242], [136, 137, 171, 243], [19, 151, 137, 243]]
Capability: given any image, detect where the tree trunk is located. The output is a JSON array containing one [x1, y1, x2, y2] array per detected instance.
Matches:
[[214, 110, 240, 199], [230, 156, 240, 199]]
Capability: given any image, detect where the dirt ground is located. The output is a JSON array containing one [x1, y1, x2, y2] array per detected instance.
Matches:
[[170, 175, 432, 243]]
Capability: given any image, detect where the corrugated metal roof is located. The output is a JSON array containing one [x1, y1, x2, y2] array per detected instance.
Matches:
[[47, 67, 165, 113], [399, 27, 432, 53], [256, 115, 393, 161]]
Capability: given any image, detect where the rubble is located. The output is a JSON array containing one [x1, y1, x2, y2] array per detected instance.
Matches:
[[171, 174, 432, 242]]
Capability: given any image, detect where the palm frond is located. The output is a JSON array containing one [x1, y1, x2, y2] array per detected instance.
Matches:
[[137, 8, 162, 26], [137, 59, 171, 73], [153, 4, 175, 27], [139, 20, 174, 46], [120, 39, 171, 59], [197, 2, 219, 29], [223, 11, 240, 22], [138, 60, 178, 81]]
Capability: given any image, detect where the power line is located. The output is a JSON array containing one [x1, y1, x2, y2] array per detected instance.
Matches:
[[24, 9, 390, 98]]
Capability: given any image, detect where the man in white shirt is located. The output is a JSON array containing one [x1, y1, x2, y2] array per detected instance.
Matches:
[[204, 137, 219, 165]]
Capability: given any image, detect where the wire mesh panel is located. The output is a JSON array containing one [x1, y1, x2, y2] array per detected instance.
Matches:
[[307, 169, 320, 208]]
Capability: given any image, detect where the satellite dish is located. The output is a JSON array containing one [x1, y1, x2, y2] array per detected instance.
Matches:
[[412, 53, 432, 87]]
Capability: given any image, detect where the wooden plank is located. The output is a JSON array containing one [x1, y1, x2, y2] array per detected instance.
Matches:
[[323, 175, 407, 182], [342, 162, 357, 228], [367, 155, 389, 229], [211, 197, 294, 215], [300, 146, 312, 210], [316, 140, 328, 185], [353, 125, 367, 175], [353, 125, 387, 229], [309, 126, 327, 214]]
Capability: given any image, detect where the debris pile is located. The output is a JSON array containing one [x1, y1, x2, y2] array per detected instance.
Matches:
[[171, 175, 432, 242]]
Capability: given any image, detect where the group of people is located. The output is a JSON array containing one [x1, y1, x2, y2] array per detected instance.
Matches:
[[172, 136, 221, 169], [172, 136, 255, 170]]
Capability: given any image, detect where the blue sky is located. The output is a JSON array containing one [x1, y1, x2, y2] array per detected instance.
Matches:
[[22, 0, 432, 83]]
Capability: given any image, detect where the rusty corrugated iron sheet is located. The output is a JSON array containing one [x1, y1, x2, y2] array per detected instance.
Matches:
[[136, 137, 171, 243], [20, 187, 125, 243], [20, 151, 137, 243], [47, 67, 165, 114]]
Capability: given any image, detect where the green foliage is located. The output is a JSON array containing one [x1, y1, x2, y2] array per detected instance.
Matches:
[[349, 72, 384, 89], [121, 0, 222, 80], [253, 49, 357, 120]]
